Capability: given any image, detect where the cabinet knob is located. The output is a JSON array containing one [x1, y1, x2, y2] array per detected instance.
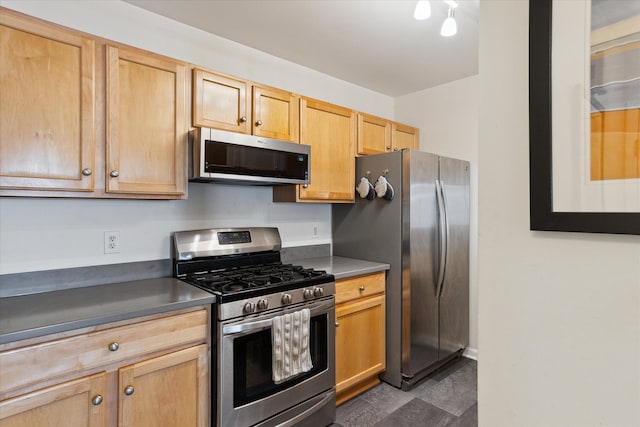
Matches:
[[82, 168, 92, 176], [255, 119, 263, 126], [108, 342, 119, 352], [124, 386, 135, 396], [239, 116, 247, 123], [386, 146, 391, 150], [359, 286, 365, 292], [91, 395, 103, 405], [335, 322, 340, 328], [109, 170, 120, 178], [302, 184, 308, 189]]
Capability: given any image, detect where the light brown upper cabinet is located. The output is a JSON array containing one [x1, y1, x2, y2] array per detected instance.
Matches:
[[0, 8, 188, 199], [105, 45, 187, 197], [357, 113, 392, 155], [356, 113, 420, 155], [274, 97, 356, 203], [392, 122, 420, 151], [192, 68, 299, 142], [0, 10, 96, 192]]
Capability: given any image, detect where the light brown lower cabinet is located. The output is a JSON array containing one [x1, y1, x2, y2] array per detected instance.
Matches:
[[0, 308, 209, 427], [335, 272, 386, 405], [0, 373, 106, 427]]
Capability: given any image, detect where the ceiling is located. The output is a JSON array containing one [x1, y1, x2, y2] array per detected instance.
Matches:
[[123, 0, 479, 97]]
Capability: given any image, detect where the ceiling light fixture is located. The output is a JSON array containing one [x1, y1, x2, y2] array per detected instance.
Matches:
[[414, 1, 431, 20], [414, 0, 458, 37], [440, 6, 457, 37]]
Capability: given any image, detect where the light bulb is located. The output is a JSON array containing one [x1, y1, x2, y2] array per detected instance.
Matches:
[[440, 7, 457, 36], [414, 0, 431, 20]]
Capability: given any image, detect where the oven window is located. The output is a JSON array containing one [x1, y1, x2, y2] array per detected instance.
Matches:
[[233, 314, 328, 407]]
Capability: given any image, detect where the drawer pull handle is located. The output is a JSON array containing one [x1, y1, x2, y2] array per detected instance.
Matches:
[[359, 286, 365, 291], [124, 386, 135, 396], [108, 342, 119, 352], [92, 395, 103, 405]]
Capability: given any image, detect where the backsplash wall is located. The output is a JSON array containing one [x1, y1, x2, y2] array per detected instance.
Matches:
[[0, 184, 330, 275]]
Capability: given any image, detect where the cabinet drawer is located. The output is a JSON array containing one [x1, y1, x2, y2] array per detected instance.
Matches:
[[0, 310, 207, 395], [335, 272, 385, 305]]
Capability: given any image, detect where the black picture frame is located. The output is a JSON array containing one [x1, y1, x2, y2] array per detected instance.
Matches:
[[529, 0, 640, 235]]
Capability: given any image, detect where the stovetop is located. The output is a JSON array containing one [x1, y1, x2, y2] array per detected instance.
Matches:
[[183, 262, 334, 302], [172, 227, 335, 314]]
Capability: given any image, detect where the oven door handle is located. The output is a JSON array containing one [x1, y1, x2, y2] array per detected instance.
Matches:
[[224, 317, 274, 335], [222, 298, 334, 336]]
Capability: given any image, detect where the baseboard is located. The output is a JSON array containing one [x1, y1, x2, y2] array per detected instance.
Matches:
[[463, 347, 478, 360]]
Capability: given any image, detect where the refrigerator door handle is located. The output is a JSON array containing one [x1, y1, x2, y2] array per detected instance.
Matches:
[[435, 179, 448, 299], [438, 180, 451, 299]]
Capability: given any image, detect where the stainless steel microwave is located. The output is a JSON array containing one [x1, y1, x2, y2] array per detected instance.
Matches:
[[189, 128, 310, 185]]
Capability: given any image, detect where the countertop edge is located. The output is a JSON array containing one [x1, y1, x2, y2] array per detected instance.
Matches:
[[0, 278, 215, 345], [295, 256, 390, 280], [0, 297, 214, 345]]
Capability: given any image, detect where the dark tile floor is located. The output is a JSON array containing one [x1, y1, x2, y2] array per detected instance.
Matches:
[[333, 357, 477, 427]]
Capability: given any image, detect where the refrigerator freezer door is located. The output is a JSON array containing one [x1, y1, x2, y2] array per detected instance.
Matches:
[[438, 156, 470, 359], [333, 151, 404, 387], [403, 150, 440, 379]]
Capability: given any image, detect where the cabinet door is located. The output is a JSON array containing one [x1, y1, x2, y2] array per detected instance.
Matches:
[[252, 85, 298, 142], [298, 98, 356, 202], [118, 345, 208, 427], [105, 45, 187, 197], [335, 294, 385, 396], [192, 68, 250, 133], [0, 11, 95, 192], [0, 373, 105, 427], [392, 123, 419, 151], [357, 113, 391, 155]]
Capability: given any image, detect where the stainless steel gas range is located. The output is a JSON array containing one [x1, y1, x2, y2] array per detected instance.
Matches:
[[172, 227, 336, 427]]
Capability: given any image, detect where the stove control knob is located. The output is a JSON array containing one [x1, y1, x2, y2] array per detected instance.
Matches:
[[281, 294, 292, 304], [303, 289, 313, 299], [243, 302, 256, 313], [257, 299, 269, 310], [313, 287, 324, 297]]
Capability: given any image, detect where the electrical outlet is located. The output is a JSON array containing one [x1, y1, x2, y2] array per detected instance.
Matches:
[[104, 231, 120, 254]]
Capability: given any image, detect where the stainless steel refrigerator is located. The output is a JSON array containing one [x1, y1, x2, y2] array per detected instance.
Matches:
[[332, 149, 469, 390]]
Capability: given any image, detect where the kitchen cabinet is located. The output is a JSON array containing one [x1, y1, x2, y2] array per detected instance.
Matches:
[[0, 9, 96, 192], [192, 67, 299, 142], [0, 308, 209, 427], [334, 272, 386, 405], [273, 97, 356, 203], [392, 122, 420, 151], [105, 44, 187, 196], [357, 113, 392, 155], [356, 113, 420, 155], [0, 8, 188, 199], [0, 373, 106, 427]]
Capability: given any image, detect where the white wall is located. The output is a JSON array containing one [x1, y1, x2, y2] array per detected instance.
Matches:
[[478, 2, 640, 427], [0, 0, 394, 275], [395, 75, 479, 358]]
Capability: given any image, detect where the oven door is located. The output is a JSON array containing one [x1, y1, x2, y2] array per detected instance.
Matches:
[[218, 297, 335, 427]]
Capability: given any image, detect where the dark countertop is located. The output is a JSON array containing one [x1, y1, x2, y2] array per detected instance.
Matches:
[[0, 278, 215, 345], [296, 256, 389, 280]]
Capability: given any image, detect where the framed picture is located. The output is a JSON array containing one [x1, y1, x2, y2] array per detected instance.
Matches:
[[529, 0, 640, 235]]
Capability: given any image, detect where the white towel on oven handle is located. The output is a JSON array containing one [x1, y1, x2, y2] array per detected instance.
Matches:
[[272, 308, 313, 384]]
